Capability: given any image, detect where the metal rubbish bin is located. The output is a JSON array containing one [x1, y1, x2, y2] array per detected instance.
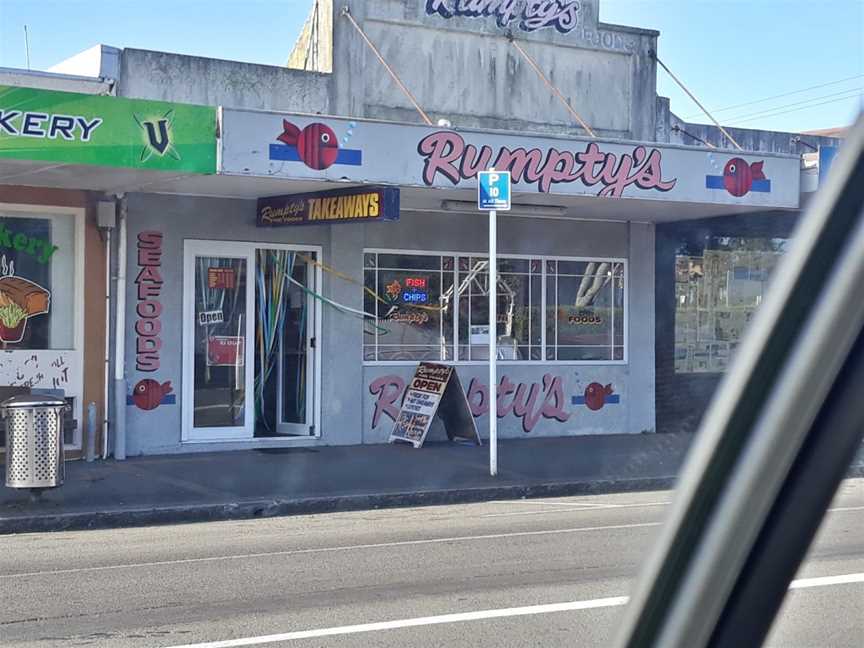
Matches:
[[3, 394, 68, 489]]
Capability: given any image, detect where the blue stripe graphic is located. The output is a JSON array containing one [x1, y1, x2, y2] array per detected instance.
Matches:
[[269, 144, 363, 166], [127, 394, 176, 406], [705, 175, 772, 193], [572, 394, 621, 405]]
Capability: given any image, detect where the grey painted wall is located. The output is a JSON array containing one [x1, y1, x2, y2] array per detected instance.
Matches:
[[117, 49, 332, 113], [656, 97, 844, 153], [123, 193, 654, 454]]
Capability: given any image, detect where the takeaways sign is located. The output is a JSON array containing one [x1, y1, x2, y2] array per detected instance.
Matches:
[[0, 85, 216, 173], [257, 186, 400, 226]]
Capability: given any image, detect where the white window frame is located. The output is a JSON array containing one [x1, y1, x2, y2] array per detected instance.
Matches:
[[0, 203, 86, 449], [181, 240, 323, 444], [362, 248, 628, 367]]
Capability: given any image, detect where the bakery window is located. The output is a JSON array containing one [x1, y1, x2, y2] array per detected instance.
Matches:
[[364, 251, 626, 364], [0, 212, 75, 350]]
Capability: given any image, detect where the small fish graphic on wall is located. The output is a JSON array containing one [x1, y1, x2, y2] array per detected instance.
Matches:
[[129, 379, 175, 411], [270, 120, 363, 170], [571, 382, 621, 411], [706, 156, 772, 197]]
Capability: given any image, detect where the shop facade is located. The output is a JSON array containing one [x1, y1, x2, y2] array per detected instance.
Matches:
[[120, 109, 803, 454]]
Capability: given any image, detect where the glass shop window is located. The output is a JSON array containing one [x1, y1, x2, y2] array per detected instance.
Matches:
[[364, 251, 626, 364], [674, 237, 788, 373], [0, 212, 75, 350], [363, 253, 454, 362], [457, 257, 543, 361], [546, 260, 625, 362]]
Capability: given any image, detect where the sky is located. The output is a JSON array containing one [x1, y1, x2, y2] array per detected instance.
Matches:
[[0, 0, 861, 133]]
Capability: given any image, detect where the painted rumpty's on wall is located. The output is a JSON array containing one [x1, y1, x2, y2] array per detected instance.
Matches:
[[368, 369, 625, 439]]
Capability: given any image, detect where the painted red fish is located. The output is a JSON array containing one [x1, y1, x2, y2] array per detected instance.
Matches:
[[277, 120, 339, 170], [584, 382, 614, 411], [723, 158, 766, 197], [132, 379, 172, 411]]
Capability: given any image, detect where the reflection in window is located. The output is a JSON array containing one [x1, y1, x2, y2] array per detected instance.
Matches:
[[364, 252, 626, 363], [363, 254, 454, 362], [546, 260, 624, 361], [675, 237, 787, 373]]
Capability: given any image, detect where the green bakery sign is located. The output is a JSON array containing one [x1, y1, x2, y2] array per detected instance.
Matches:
[[0, 85, 216, 173]]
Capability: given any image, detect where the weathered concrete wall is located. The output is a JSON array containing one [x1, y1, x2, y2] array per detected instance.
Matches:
[[123, 193, 654, 454], [117, 49, 332, 113], [656, 96, 844, 153], [107, 1, 659, 140], [339, 0, 658, 139]]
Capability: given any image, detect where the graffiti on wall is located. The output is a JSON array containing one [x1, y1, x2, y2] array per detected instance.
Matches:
[[0, 351, 72, 390], [417, 132, 677, 197], [370, 373, 620, 433]]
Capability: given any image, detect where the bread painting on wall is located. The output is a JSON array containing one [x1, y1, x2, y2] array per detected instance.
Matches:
[[0, 276, 50, 344]]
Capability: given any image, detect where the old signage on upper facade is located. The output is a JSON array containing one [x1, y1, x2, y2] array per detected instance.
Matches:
[[0, 85, 217, 173], [221, 110, 800, 209], [257, 186, 400, 227], [425, 0, 582, 34]]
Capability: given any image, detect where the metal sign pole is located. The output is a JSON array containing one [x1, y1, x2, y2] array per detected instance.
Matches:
[[478, 167, 509, 478], [489, 207, 498, 477]]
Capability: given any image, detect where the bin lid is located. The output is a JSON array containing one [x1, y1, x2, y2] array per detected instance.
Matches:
[[1, 394, 67, 408]]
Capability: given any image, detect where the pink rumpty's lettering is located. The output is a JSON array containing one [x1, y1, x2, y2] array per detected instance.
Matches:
[[416, 132, 678, 197], [369, 375, 405, 429]]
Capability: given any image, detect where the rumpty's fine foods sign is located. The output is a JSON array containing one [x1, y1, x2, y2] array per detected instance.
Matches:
[[425, 0, 581, 34]]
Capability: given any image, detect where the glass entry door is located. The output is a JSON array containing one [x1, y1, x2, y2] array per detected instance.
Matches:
[[183, 242, 255, 441], [275, 257, 315, 435], [183, 242, 318, 443]]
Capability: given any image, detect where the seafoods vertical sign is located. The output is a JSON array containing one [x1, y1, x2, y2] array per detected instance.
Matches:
[[0, 85, 216, 173], [129, 231, 174, 411]]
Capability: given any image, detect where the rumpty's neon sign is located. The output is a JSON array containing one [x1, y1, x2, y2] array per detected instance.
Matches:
[[425, 0, 581, 34]]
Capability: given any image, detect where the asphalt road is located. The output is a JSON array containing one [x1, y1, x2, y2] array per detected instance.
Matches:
[[1, 480, 861, 648]]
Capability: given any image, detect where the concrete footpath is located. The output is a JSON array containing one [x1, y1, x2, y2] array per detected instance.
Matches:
[[1, 434, 692, 534]]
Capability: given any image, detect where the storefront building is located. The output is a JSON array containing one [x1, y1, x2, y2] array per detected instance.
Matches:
[[5, 0, 844, 456], [119, 110, 805, 454], [0, 80, 217, 457]]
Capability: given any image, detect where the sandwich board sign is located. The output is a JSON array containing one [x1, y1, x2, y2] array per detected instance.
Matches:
[[389, 362, 481, 448]]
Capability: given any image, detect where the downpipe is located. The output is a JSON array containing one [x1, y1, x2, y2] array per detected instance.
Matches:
[[113, 195, 127, 460]]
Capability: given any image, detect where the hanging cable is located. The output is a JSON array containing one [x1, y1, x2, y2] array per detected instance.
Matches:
[[507, 33, 596, 138], [340, 6, 433, 126], [671, 124, 715, 148], [651, 50, 742, 151], [723, 87, 862, 124], [681, 73, 864, 120]]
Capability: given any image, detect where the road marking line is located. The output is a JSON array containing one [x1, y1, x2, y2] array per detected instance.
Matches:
[[826, 505, 864, 513], [500, 500, 670, 509], [161, 596, 631, 648], [789, 572, 864, 589], [162, 572, 864, 647], [0, 522, 661, 579], [482, 502, 672, 517]]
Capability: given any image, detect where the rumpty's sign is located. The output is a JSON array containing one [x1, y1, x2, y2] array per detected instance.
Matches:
[[425, 0, 581, 34], [220, 110, 801, 209]]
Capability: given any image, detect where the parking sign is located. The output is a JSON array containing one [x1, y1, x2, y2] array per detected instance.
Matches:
[[478, 170, 511, 211]]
